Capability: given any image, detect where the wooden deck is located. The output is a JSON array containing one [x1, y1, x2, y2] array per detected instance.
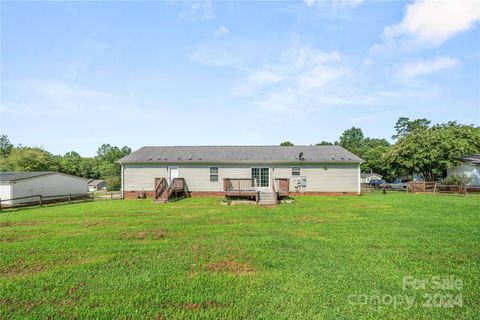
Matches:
[[223, 178, 290, 201]]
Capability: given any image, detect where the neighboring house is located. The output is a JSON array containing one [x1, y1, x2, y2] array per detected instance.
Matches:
[[447, 154, 480, 186], [87, 179, 107, 192], [0, 172, 88, 206], [118, 146, 363, 199], [361, 173, 382, 184]]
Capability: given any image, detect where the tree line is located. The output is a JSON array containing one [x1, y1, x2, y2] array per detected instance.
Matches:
[[1, 117, 478, 187], [280, 117, 480, 181], [0, 137, 131, 191]]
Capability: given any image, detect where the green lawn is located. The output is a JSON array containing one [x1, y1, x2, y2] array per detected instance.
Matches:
[[1, 193, 479, 319]]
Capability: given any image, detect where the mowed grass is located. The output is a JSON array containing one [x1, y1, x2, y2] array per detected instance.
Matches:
[[0, 193, 479, 319]]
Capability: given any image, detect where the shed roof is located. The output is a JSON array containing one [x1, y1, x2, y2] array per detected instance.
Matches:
[[119, 146, 363, 164], [0, 172, 55, 182], [87, 179, 106, 186]]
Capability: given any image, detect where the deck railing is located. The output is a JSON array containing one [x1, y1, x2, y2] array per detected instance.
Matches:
[[275, 178, 290, 197], [154, 177, 167, 199], [223, 178, 257, 192]]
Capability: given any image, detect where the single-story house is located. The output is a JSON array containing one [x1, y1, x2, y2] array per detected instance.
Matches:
[[118, 146, 363, 200], [447, 154, 480, 186], [0, 172, 88, 206], [87, 179, 107, 192], [360, 172, 382, 183]]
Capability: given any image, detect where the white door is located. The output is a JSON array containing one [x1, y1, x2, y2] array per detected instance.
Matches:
[[168, 166, 179, 182]]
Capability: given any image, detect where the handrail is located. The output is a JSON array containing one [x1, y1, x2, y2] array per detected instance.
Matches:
[[154, 177, 167, 199], [223, 178, 256, 192], [165, 178, 186, 200]]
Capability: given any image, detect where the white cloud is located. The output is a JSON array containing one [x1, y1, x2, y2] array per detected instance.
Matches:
[[304, 0, 364, 10], [214, 25, 229, 37], [397, 56, 459, 78], [179, 0, 213, 22], [234, 46, 356, 112], [0, 80, 131, 117], [382, 0, 480, 48]]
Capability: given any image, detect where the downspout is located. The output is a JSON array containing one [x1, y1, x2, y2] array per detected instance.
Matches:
[[121, 163, 124, 199], [357, 163, 361, 195]]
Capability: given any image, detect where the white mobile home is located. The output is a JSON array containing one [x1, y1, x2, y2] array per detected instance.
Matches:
[[0, 172, 88, 206], [447, 154, 480, 186], [119, 146, 363, 202]]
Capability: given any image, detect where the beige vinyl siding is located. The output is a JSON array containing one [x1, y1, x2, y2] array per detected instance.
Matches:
[[272, 164, 359, 192], [123, 164, 168, 191], [180, 165, 251, 191], [123, 163, 360, 193]]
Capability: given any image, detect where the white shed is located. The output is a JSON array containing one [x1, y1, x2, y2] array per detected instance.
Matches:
[[0, 172, 88, 206]]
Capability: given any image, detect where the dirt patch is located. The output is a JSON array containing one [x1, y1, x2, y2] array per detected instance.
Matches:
[[0, 221, 42, 227], [205, 260, 256, 275], [0, 258, 44, 277], [67, 281, 86, 295], [295, 216, 336, 224], [81, 221, 108, 227], [0, 234, 33, 242], [124, 230, 170, 241], [176, 301, 222, 310]]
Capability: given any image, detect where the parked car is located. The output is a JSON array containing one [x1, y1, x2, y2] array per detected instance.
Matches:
[[388, 179, 411, 191], [369, 179, 386, 189]]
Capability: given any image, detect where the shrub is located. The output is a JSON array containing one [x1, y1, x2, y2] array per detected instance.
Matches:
[[443, 174, 470, 186]]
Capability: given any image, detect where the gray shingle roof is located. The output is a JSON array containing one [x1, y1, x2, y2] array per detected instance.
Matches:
[[88, 179, 106, 186], [0, 172, 54, 182], [119, 146, 363, 164], [462, 154, 480, 164]]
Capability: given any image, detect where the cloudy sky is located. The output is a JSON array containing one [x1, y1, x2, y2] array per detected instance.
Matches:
[[1, 0, 479, 156]]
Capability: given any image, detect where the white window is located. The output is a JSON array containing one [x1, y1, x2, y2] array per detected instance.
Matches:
[[292, 166, 301, 176], [210, 167, 219, 182]]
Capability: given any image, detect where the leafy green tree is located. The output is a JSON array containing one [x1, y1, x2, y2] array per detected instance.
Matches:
[[385, 124, 480, 181], [59, 151, 83, 176], [106, 176, 121, 191], [96, 144, 131, 176], [280, 141, 294, 146], [0, 135, 13, 157], [339, 127, 364, 155], [315, 141, 333, 146], [0, 147, 56, 172], [392, 117, 431, 139]]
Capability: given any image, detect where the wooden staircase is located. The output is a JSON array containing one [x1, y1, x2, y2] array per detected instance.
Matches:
[[258, 189, 278, 207], [154, 178, 190, 203]]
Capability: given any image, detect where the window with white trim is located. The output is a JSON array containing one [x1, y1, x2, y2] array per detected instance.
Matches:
[[291, 166, 301, 176], [210, 167, 219, 182]]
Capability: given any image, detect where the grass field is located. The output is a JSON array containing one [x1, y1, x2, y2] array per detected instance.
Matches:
[[1, 193, 479, 319]]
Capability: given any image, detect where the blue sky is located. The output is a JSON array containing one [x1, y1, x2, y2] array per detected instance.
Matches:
[[1, 0, 479, 156]]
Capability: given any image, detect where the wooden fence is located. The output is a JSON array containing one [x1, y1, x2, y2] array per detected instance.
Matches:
[[406, 181, 480, 195], [0, 191, 121, 210]]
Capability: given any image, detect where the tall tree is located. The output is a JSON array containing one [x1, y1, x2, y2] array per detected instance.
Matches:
[[0, 135, 13, 157], [95, 144, 131, 190], [339, 127, 364, 155], [59, 151, 83, 176], [280, 141, 294, 146], [315, 141, 333, 146], [0, 147, 56, 172], [385, 124, 480, 181], [392, 117, 431, 139]]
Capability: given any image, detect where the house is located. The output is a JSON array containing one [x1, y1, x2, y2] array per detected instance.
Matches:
[[87, 179, 107, 192], [118, 146, 363, 203], [0, 172, 88, 206], [447, 154, 480, 186], [360, 172, 382, 183]]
